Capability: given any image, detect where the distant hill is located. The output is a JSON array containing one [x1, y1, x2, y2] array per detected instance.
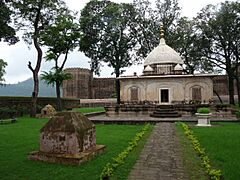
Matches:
[[0, 78, 57, 97]]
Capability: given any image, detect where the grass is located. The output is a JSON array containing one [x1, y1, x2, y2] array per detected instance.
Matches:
[[175, 123, 208, 180], [73, 107, 105, 113], [0, 117, 152, 180], [191, 122, 240, 180]]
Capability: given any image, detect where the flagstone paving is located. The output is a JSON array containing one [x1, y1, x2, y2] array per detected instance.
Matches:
[[128, 122, 188, 180]]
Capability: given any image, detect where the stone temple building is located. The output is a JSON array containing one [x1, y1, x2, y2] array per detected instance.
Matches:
[[119, 29, 215, 104], [62, 28, 234, 103]]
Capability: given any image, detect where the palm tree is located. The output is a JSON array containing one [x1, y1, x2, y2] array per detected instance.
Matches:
[[41, 68, 72, 111]]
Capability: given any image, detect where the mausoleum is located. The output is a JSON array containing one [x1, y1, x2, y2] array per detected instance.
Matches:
[[119, 26, 214, 105]]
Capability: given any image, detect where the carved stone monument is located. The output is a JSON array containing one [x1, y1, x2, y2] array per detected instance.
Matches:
[[36, 104, 56, 118], [28, 112, 105, 165]]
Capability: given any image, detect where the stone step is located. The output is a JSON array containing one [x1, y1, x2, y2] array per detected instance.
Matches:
[[156, 105, 173, 109], [153, 111, 179, 115], [150, 113, 181, 118], [155, 109, 176, 112]]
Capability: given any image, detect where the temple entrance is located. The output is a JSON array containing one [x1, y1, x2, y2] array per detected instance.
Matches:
[[160, 89, 169, 103]]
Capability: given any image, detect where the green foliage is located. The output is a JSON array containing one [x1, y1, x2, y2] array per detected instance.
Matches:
[[197, 107, 210, 114], [133, 0, 181, 59], [175, 123, 208, 179], [0, 118, 149, 180], [180, 123, 221, 180], [196, 1, 240, 104], [80, 0, 139, 75], [0, 1, 18, 44], [0, 59, 7, 85], [41, 68, 72, 87], [192, 122, 240, 180], [100, 123, 151, 179]]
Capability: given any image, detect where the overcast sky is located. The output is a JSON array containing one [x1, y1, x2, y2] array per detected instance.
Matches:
[[0, 0, 232, 84]]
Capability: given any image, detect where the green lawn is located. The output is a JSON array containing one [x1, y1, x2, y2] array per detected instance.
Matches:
[[191, 122, 240, 180], [0, 117, 152, 180], [175, 123, 208, 180], [73, 107, 105, 113]]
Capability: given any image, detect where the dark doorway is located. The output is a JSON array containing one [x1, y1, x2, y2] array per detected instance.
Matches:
[[192, 87, 202, 101], [130, 87, 138, 101], [161, 89, 169, 103]]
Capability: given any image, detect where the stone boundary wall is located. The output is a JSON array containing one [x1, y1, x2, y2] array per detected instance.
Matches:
[[80, 98, 117, 107], [0, 96, 80, 114]]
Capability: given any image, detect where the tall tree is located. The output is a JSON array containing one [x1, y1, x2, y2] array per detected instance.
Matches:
[[196, 1, 240, 105], [133, 0, 181, 59], [12, 0, 66, 116], [80, 0, 139, 104], [0, 0, 18, 44], [172, 17, 214, 74], [40, 11, 80, 111], [0, 59, 7, 85]]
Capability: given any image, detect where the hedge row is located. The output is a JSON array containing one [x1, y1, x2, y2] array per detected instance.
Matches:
[[100, 123, 151, 180], [180, 123, 221, 180]]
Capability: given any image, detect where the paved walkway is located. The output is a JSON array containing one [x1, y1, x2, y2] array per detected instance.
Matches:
[[128, 123, 188, 180]]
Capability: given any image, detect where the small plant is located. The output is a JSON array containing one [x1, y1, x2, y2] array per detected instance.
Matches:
[[180, 123, 221, 180], [100, 123, 151, 180], [197, 107, 210, 114]]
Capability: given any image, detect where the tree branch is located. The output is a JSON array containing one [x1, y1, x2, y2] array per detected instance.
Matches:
[[28, 61, 34, 72]]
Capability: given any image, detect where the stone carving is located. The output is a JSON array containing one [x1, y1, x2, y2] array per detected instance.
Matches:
[[28, 112, 105, 165], [36, 104, 56, 118]]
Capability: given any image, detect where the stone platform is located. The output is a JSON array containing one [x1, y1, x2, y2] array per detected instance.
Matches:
[[28, 144, 106, 165], [88, 114, 238, 124]]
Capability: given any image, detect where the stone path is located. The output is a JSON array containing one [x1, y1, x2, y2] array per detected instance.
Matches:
[[128, 122, 188, 180]]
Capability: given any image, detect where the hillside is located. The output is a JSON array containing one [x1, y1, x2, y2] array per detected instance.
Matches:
[[0, 78, 57, 97]]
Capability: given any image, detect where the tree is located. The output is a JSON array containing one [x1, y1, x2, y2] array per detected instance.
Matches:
[[196, 1, 240, 104], [41, 68, 72, 110], [40, 11, 80, 111], [12, 0, 66, 116], [0, 0, 18, 44], [133, 0, 181, 59], [80, 0, 139, 104], [0, 59, 7, 85], [172, 17, 214, 74]]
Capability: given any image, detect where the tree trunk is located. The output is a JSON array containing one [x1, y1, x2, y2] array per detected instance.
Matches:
[[56, 81, 62, 111], [29, 7, 43, 117], [236, 77, 240, 106], [213, 89, 223, 104], [228, 74, 235, 105], [30, 73, 39, 117], [115, 70, 120, 104]]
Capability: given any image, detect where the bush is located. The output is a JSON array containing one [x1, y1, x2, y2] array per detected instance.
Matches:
[[197, 107, 210, 114]]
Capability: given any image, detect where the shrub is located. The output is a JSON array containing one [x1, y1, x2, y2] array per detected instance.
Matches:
[[197, 107, 210, 114]]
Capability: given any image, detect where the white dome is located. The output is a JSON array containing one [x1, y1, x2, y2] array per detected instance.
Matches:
[[174, 64, 183, 71], [144, 38, 183, 66], [143, 65, 153, 72]]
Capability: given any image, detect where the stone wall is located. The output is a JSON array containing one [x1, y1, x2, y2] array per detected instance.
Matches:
[[92, 78, 115, 99], [62, 68, 115, 99], [62, 67, 236, 100], [0, 96, 80, 115], [63, 68, 93, 99]]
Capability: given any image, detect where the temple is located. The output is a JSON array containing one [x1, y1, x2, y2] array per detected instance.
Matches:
[[119, 25, 215, 104]]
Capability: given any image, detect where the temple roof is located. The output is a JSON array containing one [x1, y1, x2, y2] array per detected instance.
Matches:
[[144, 38, 183, 66]]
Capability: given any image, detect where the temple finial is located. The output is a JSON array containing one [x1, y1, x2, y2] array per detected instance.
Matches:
[[160, 22, 164, 38]]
